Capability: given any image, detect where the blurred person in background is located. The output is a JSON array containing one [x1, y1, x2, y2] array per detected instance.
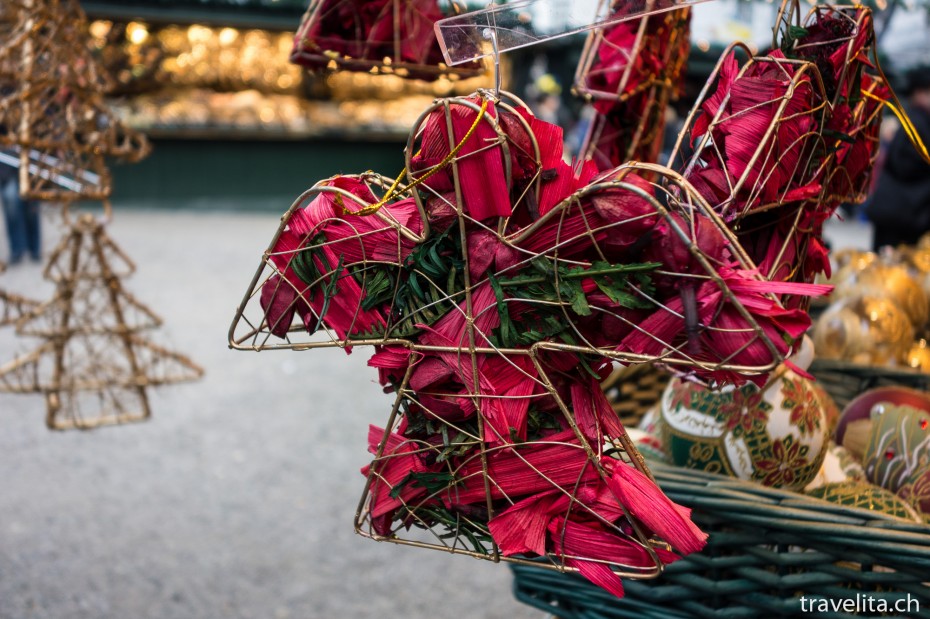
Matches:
[[0, 158, 41, 264], [865, 65, 930, 250]]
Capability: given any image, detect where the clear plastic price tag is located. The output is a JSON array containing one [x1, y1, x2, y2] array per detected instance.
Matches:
[[435, 0, 710, 66]]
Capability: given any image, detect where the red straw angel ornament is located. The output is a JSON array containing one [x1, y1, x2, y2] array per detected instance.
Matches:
[[231, 89, 831, 597], [290, 0, 483, 81], [575, 0, 692, 169], [670, 1, 891, 310]]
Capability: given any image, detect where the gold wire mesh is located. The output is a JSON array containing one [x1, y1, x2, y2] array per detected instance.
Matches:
[[574, 0, 691, 169], [0, 208, 203, 430], [667, 44, 829, 223], [0, 260, 41, 327], [666, 1, 885, 310], [0, 0, 150, 201], [228, 90, 805, 578], [795, 5, 887, 208], [290, 0, 485, 81], [230, 93, 789, 377], [0, 288, 40, 328]]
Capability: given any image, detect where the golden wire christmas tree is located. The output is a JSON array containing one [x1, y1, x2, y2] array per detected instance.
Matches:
[[0, 0, 149, 200], [0, 211, 203, 429], [0, 261, 39, 327]]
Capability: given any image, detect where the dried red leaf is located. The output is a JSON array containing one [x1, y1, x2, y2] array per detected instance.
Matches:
[[606, 460, 707, 554]]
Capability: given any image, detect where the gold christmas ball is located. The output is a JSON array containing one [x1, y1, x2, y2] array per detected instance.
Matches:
[[813, 304, 866, 360], [898, 247, 930, 307], [906, 339, 930, 372], [822, 250, 876, 289], [901, 247, 930, 274], [807, 481, 923, 521], [813, 297, 914, 366], [833, 264, 929, 329]]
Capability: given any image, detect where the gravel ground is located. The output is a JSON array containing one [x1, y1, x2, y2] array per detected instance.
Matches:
[[0, 206, 547, 619]]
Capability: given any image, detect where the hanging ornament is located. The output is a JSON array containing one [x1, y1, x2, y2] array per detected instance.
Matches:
[[670, 2, 889, 312], [290, 0, 484, 81], [574, 0, 691, 169], [228, 88, 837, 598], [0, 206, 202, 429], [659, 343, 830, 490], [0, 0, 149, 201]]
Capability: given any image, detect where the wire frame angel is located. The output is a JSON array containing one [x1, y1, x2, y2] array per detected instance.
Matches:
[[229, 90, 830, 596], [668, 0, 889, 309], [789, 4, 888, 208], [0, 0, 150, 201], [290, 0, 484, 81], [574, 0, 692, 169], [0, 205, 203, 429]]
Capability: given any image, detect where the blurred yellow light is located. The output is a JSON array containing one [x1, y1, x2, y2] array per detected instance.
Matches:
[[127, 22, 149, 45], [89, 20, 111, 39], [219, 27, 239, 46], [187, 24, 212, 43]]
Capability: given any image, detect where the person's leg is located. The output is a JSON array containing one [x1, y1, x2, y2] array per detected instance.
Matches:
[[1, 177, 27, 263], [24, 199, 40, 261]]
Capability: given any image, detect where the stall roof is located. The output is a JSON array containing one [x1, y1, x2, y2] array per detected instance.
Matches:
[[82, 0, 307, 30]]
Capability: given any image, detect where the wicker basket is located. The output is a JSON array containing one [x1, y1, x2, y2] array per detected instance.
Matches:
[[601, 363, 670, 429], [511, 463, 930, 619], [808, 358, 930, 411]]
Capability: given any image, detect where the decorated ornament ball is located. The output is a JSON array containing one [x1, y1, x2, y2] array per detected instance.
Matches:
[[833, 263, 929, 329], [813, 296, 914, 365], [659, 365, 829, 490], [806, 481, 923, 522], [861, 404, 930, 516]]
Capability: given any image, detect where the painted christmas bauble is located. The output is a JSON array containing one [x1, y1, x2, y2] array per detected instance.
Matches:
[[624, 428, 669, 464], [807, 481, 923, 522], [835, 386, 930, 447], [862, 404, 930, 516], [804, 443, 865, 491], [813, 296, 914, 366], [811, 382, 841, 434], [659, 369, 829, 490]]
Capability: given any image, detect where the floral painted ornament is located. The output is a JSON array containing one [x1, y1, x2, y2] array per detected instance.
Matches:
[[659, 359, 829, 489], [229, 90, 833, 597]]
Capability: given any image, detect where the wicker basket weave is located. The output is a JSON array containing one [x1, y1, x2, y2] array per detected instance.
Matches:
[[511, 463, 930, 619], [601, 364, 670, 429]]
